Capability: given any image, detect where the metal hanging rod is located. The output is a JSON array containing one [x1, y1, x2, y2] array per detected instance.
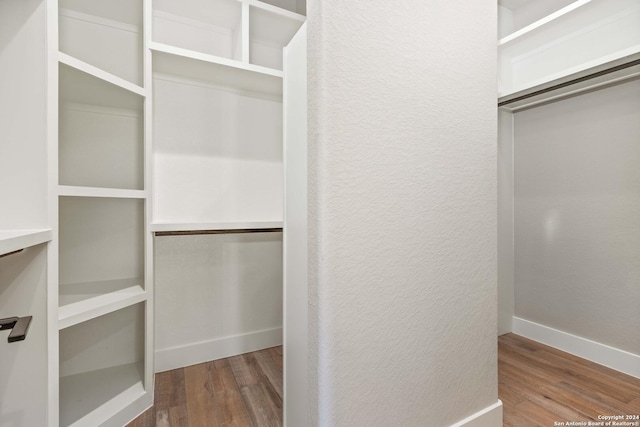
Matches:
[[155, 227, 283, 237], [498, 58, 640, 107]]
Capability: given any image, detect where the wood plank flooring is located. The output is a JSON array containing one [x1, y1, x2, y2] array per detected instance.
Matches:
[[130, 336, 640, 426], [127, 346, 283, 427], [500, 333, 640, 427]]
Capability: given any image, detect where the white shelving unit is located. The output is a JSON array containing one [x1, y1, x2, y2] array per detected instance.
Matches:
[[59, 303, 146, 427], [498, 0, 640, 106], [152, 0, 303, 227], [151, 0, 302, 378], [51, 0, 153, 425], [3, 0, 302, 424]]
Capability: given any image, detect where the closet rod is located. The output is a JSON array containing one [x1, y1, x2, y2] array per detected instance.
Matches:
[[498, 58, 640, 107], [155, 228, 283, 236]]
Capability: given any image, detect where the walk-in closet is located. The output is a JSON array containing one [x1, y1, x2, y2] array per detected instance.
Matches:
[[2, 0, 639, 425], [1, 0, 305, 425], [497, 0, 640, 423]]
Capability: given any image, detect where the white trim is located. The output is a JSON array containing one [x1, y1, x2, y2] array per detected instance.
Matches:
[[62, 102, 141, 119], [0, 229, 52, 256], [155, 327, 283, 372], [512, 317, 640, 379], [246, 0, 305, 22], [59, 8, 140, 34], [498, 0, 592, 46], [58, 185, 147, 199], [450, 401, 503, 427]]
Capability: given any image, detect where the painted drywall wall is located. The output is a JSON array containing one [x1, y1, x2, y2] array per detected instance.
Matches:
[[498, 110, 514, 335], [154, 233, 283, 371], [283, 24, 308, 427], [0, 0, 48, 229], [514, 79, 640, 355], [307, 1, 499, 425]]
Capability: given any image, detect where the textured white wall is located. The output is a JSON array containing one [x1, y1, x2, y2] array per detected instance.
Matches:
[[307, 1, 498, 425], [514, 80, 640, 355], [498, 110, 514, 335]]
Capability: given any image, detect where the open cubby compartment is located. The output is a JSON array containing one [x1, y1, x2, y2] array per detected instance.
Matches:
[[153, 0, 242, 61], [152, 75, 283, 224], [59, 302, 146, 427], [498, 0, 640, 97], [59, 0, 143, 86], [59, 63, 144, 190], [59, 196, 144, 313], [257, 0, 306, 15], [249, 3, 304, 70]]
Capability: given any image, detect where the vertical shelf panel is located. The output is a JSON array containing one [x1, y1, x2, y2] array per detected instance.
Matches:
[[59, 303, 146, 427]]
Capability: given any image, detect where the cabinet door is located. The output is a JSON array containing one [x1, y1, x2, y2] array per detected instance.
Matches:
[[0, 247, 48, 427]]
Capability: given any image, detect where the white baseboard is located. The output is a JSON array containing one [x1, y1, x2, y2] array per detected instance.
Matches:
[[512, 317, 640, 379], [450, 400, 503, 427], [155, 327, 283, 373]]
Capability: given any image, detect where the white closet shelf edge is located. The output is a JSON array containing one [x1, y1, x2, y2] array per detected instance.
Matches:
[[150, 221, 284, 232], [150, 42, 284, 97], [59, 52, 147, 97], [58, 283, 146, 330], [0, 229, 53, 257], [498, 47, 640, 105], [246, 0, 306, 21], [58, 186, 147, 199], [498, 0, 593, 46]]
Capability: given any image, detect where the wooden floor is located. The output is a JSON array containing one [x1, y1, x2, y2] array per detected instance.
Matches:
[[128, 346, 283, 427], [500, 333, 640, 426], [129, 336, 640, 426]]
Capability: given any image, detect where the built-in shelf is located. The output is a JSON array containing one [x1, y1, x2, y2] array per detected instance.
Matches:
[[59, 53, 145, 97], [59, 362, 145, 427], [150, 221, 283, 233], [59, 302, 146, 426], [58, 185, 146, 199], [60, 62, 144, 112], [498, 0, 640, 98], [499, 50, 640, 111], [0, 229, 52, 257], [59, 0, 143, 86], [151, 41, 283, 96], [59, 278, 145, 329], [249, 2, 305, 70]]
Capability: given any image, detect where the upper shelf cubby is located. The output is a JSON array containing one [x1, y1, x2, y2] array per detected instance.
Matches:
[[257, 0, 306, 15], [498, 0, 640, 97], [151, 0, 305, 77], [249, 3, 305, 70], [153, 0, 242, 62], [59, 0, 143, 86]]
